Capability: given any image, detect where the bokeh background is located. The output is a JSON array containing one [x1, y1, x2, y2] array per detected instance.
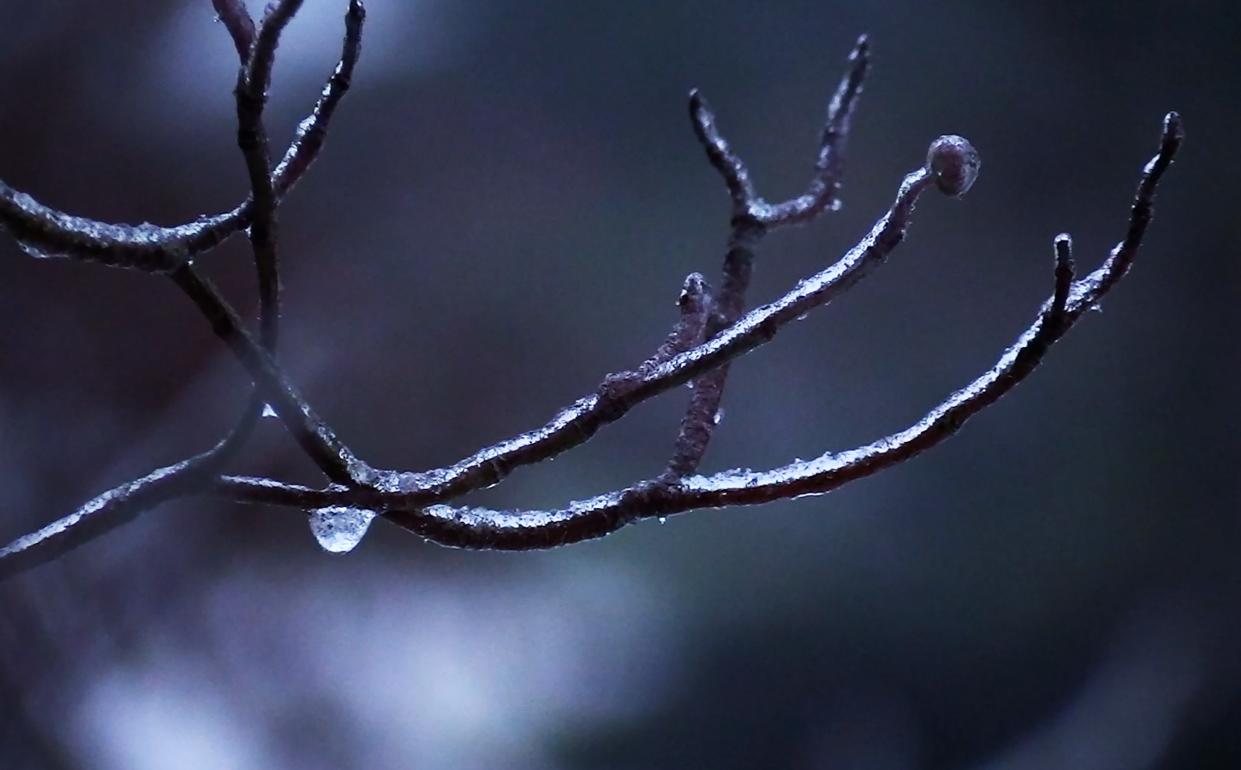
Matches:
[[1, 1, 1239, 767]]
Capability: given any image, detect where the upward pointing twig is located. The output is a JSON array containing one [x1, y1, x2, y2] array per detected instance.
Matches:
[[212, 0, 256, 60], [0, 1, 366, 274], [667, 35, 870, 480]]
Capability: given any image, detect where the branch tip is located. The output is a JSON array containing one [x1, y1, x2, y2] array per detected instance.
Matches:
[[1162, 111, 1184, 144], [213, 0, 256, 61], [1052, 234, 1075, 313], [687, 88, 756, 211], [0, 17, 1184, 570], [852, 34, 870, 59]]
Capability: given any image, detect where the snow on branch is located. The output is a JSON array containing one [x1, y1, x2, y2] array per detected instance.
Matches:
[[0, 2, 1182, 578]]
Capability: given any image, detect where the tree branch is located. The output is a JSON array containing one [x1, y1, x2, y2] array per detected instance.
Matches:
[[212, 0, 255, 61], [205, 112, 1181, 547], [0, 1, 376, 574], [169, 264, 369, 486], [0, 8, 1182, 576], [0, 409, 260, 580], [669, 36, 870, 479], [0, 1, 364, 273]]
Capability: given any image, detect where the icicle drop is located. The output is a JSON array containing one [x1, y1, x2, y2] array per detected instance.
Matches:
[[309, 506, 377, 553]]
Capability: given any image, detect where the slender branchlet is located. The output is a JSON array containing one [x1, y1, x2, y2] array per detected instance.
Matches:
[[137, 0, 367, 564], [671, 38, 872, 479], [212, 0, 256, 61], [233, 0, 305, 353], [0, 1, 364, 272], [0, 5, 1181, 576], [272, 0, 366, 194], [687, 90, 758, 219], [639, 273, 711, 375], [1052, 234, 1075, 318], [207, 114, 1179, 531], [0, 417, 259, 580], [169, 265, 367, 486], [762, 34, 870, 225]]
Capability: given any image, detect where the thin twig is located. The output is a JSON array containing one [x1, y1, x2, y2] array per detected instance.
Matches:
[[0, 3, 1181, 577], [169, 264, 369, 486], [687, 90, 758, 219], [761, 35, 870, 226], [0, 0, 363, 273], [202, 112, 1181, 534], [0, 410, 258, 580], [236, 0, 303, 351], [669, 38, 870, 479], [212, 0, 256, 61], [214, 160, 941, 510], [273, 0, 366, 190], [0, 183, 231, 271], [0, 1, 370, 575], [640, 273, 711, 374]]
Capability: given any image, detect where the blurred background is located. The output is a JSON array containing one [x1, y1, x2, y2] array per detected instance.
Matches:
[[1, 1, 1238, 767]]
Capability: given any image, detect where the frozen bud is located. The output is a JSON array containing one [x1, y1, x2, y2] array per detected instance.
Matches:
[[926, 135, 980, 197]]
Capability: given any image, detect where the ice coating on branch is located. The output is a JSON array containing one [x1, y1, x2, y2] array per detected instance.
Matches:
[[309, 506, 377, 553], [1, 180, 238, 271]]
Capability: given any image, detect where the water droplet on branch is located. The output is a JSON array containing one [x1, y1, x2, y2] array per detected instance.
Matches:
[[308, 506, 377, 553]]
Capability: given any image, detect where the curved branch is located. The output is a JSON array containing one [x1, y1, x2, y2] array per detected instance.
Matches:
[[170, 264, 369, 485], [0, 0, 365, 272], [203, 112, 1181, 551], [209, 159, 944, 511], [212, 0, 256, 61], [760, 34, 870, 226], [0, 0, 1181, 579], [671, 36, 871, 479], [372, 112, 1181, 549], [272, 0, 366, 193], [0, 411, 259, 580], [369, 161, 938, 503]]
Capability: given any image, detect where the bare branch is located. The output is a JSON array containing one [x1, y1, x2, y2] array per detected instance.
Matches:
[[761, 34, 870, 225], [201, 112, 1182, 551], [210, 159, 942, 511], [0, 15, 1182, 577], [0, 184, 232, 271], [0, 0, 362, 273], [235, 0, 305, 352], [1052, 233, 1075, 316], [169, 264, 371, 486], [640, 273, 711, 374], [671, 40, 872, 479], [667, 233, 756, 479], [688, 90, 758, 219], [213, 0, 256, 61], [0, 0, 355, 575], [248, 0, 304, 93], [1068, 111, 1183, 310], [272, 0, 366, 192], [0, 407, 259, 580]]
